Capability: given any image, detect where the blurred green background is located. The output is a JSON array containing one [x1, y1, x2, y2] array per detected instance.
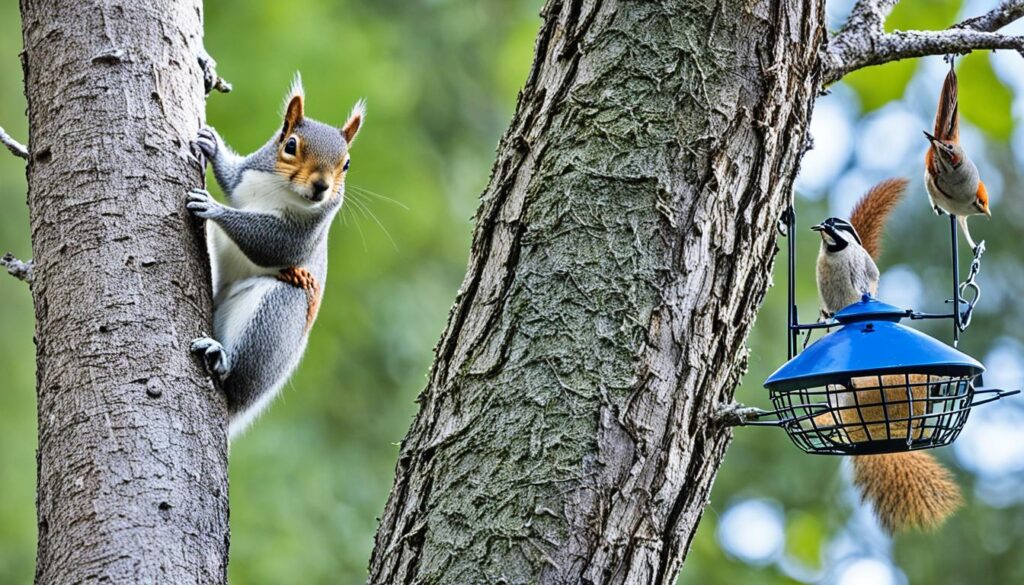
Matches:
[[1, 1, 1023, 584]]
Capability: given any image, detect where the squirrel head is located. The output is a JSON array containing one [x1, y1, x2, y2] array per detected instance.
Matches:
[[274, 73, 365, 204]]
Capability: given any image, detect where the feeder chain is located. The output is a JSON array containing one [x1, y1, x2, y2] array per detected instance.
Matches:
[[957, 240, 985, 331]]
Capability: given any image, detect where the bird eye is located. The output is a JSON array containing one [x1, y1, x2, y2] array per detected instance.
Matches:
[[343, 159, 351, 172], [284, 137, 297, 156]]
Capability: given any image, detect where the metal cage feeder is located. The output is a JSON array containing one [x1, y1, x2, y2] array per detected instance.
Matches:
[[747, 209, 1018, 456]]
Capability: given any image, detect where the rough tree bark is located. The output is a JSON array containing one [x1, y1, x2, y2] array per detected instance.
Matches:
[[19, 1, 229, 583], [369, 1, 825, 583]]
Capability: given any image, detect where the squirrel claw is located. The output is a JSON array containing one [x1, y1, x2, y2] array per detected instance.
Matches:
[[187, 188, 225, 219], [193, 126, 218, 162], [191, 337, 231, 378]]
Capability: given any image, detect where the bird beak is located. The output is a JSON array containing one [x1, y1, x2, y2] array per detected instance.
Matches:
[[922, 130, 939, 145], [810, 224, 824, 232]]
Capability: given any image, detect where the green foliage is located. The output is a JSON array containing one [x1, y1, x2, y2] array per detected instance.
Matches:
[[887, 0, 961, 31], [785, 511, 825, 570], [959, 54, 1014, 140], [844, 61, 912, 113]]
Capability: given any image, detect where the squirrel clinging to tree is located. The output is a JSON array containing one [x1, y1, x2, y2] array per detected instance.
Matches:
[[812, 178, 962, 533], [188, 74, 364, 437]]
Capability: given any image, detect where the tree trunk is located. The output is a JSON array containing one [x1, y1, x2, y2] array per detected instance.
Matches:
[[20, 1, 229, 583], [369, 1, 825, 583]]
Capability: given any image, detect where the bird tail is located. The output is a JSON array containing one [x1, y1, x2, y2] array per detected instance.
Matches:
[[852, 452, 962, 533], [934, 61, 959, 143], [849, 177, 908, 261]]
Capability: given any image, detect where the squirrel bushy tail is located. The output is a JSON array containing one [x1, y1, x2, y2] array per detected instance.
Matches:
[[849, 177, 908, 260], [847, 176, 961, 532], [852, 452, 962, 533]]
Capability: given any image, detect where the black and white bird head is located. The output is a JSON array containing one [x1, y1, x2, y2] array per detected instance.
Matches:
[[811, 217, 862, 253]]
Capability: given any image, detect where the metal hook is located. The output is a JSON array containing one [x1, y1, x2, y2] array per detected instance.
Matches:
[[957, 240, 985, 332]]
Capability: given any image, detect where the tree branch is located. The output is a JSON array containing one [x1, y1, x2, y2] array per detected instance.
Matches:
[[714, 402, 770, 427], [0, 125, 28, 159], [1, 253, 33, 283], [955, 0, 1024, 32], [824, 0, 1024, 84], [837, 0, 901, 37]]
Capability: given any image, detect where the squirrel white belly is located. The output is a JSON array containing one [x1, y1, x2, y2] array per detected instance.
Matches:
[[188, 74, 364, 437]]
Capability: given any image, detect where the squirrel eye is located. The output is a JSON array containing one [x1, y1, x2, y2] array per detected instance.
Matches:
[[343, 159, 351, 172], [284, 137, 297, 156]]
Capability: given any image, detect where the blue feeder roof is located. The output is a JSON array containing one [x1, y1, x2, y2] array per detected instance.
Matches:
[[765, 296, 984, 392]]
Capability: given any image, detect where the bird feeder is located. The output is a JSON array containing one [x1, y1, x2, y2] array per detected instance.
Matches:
[[746, 209, 1017, 455]]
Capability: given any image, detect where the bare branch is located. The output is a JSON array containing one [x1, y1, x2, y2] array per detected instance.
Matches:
[[824, 0, 1024, 84], [0, 126, 28, 159], [197, 48, 232, 95], [955, 0, 1024, 32], [714, 402, 770, 427], [1, 253, 33, 283], [838, 0, 901, 37]]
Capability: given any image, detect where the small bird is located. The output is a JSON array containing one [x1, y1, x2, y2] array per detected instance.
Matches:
[[812, 177, 962, 533], [924, 60, 990, 251], [812, 216, 877, 319], [812, 178, 905, 318]]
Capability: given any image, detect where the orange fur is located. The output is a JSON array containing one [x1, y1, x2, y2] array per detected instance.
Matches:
[[849, 177, 908, 261], [282, 93, 304, 139], [277, 267, 322, 332], [276, 155, 326, 188], [812, 373, 963, 532], [829, 375, 931, 443], [924, 148, 938, 177], [853, 452, 962, 533], [342, 99, 366, 145], [977, 180, 990, 209]]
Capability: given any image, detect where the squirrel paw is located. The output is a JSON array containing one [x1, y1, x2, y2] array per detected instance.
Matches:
[[187, 188, 225, 219], [194, 126, 219, 162], [191, 336, 231, 379]]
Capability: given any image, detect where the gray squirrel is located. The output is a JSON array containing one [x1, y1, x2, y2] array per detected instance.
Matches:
[[188, 74, 364, 437]]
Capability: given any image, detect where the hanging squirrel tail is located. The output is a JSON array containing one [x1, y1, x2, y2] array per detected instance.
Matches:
[[848, 181, 960, 533], [853, 452, 962, 533], [849, 177, 908, 261]]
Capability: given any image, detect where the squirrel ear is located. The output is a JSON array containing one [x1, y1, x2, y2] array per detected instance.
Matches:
[[280, 73, 305, 140], [341, 99, 365, 145]]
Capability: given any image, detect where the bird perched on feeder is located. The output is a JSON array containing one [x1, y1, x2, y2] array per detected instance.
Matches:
[[812, 178, 906, 318], [813, 178, 962, 533], [924, 60, 990, 251]]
